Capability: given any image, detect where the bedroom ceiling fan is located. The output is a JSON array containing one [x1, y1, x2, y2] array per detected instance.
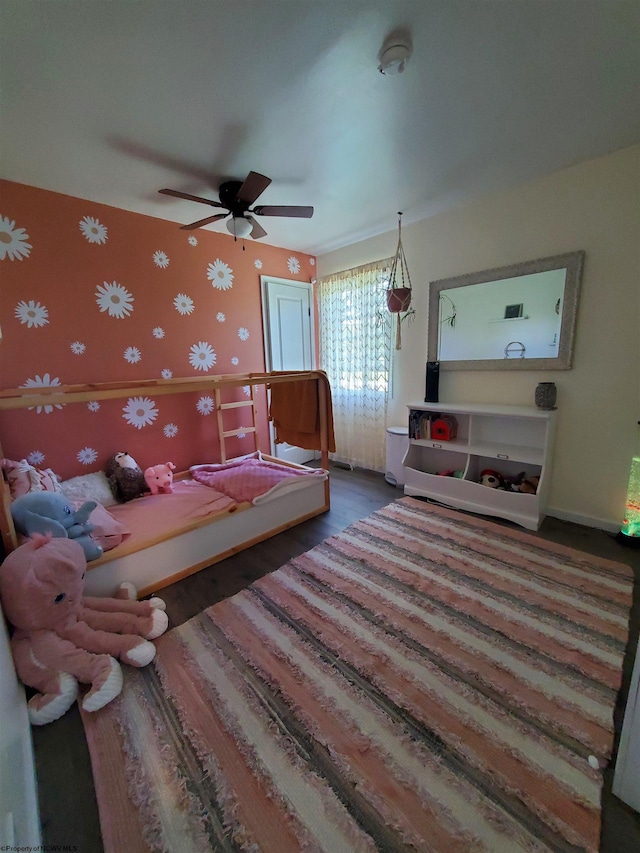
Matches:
[[159, 170, 313, 239]]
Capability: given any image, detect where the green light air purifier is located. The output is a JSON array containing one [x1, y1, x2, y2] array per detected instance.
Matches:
[[617, 456, 640, 548]]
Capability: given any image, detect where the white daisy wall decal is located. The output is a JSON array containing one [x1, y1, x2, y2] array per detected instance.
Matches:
[[153, 326, 165, 339], [174, 293, 194, 315], [237, 428, 247, 439], [124, 346, 142, 364], [70, 341, 86, 355], [87, 401, 100, 412], [96, 281, 134, 318], [20, 374, 64, 414], [153, 250, 169, 268], [161, 368, 173, 379], [238, 327, 249, 341], [163, 423, 178, 438], [77, 447, 98, 465], [0, 216, 32, 261], [188, 235, 198, 246], [287, 256, 301, 274], [79, 216, 108, 244], [15, 300, 48, 328], [253, 259, 263, 269], [122, 397, 158, 430], [189, 341, 216, 372], [243, 385, 251, 397], [27, 450, 45, 466], [216, 312, 225, 323], [197, 396, 214, 415], [207, 259, 234, 290], [231, 356, 239, 366], [309, 257, 316, 266]]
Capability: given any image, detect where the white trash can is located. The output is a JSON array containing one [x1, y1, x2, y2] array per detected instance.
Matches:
[[385, 426, 409, 487]]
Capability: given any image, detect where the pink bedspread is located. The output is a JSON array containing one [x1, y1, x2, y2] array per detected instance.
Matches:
[[190, 455, 325, 504], [106, 480, 236, 551]]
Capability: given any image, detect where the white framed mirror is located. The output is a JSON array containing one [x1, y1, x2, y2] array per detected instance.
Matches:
[[428, 251, 584, 370]]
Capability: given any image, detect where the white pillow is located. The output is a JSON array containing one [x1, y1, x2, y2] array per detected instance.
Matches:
[[61, 471, 116, 507]]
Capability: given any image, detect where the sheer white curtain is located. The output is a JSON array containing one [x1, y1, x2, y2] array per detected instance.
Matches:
[[318, 259, 393, 472]]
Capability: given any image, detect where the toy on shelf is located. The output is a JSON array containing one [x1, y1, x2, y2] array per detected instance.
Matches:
[[0, 534, 168, 725], [479, 469, 506, 489], [479, 469, 539, 493], [431, 416, 458, 441], [105, 452, 148, 502], [144, 461, 176, 495], [517, 475, 539, 494], [11, 491, 103, 562]]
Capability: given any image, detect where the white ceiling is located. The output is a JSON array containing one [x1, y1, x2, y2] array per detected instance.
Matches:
[[1, 1, 639, 255]]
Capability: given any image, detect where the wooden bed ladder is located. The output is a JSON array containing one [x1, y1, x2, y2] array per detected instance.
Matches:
[[214, 383, 258, 463]]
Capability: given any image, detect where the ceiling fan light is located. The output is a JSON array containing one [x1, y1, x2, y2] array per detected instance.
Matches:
[[226, 216, 252, 239]]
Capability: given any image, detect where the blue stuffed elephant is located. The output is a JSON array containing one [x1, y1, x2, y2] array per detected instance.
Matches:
[[11, 492, 103, 562]]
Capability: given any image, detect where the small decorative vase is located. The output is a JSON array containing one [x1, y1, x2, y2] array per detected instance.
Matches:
[[535, 382, 557, 410]]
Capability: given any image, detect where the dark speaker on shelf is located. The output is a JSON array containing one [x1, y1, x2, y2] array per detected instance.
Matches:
[[425, 361, 440, 403]]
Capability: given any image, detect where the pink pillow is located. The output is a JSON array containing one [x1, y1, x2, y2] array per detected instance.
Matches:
[[1, 458, 63, 500]]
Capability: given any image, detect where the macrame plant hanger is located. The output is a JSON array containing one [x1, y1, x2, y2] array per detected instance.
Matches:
[[386, 211, 413, 350]]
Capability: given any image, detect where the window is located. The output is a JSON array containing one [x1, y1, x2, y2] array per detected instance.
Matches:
[[318, 259, 393, 471]]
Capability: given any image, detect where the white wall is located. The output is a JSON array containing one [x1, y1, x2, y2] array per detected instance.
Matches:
[[0, 606, 41, 847], [318, 144, 640, 531]]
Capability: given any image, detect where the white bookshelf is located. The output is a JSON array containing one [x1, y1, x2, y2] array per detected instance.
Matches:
[[403, 402, 556, 530]]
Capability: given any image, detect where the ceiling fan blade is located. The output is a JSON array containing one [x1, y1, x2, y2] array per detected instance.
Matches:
[[180, 213, 229, 230], [159, 188, 224, 208], [246, 215, 267, 240], [252, 205, 314, 218], [236, 171, 272, 206]]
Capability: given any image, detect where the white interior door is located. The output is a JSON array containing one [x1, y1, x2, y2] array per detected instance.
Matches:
[[262, 276, 315, 464]]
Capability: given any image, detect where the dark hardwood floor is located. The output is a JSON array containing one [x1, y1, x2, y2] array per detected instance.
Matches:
[[32, 464, 640, 852]]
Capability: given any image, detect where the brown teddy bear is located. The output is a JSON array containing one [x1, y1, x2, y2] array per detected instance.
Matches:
[[105, 452, 148, 502]]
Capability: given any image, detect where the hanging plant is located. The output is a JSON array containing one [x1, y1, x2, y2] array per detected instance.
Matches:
[[386, 212, 415, 349]]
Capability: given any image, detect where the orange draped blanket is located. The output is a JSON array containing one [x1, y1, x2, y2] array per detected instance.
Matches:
[[269, 372, 336, 452]]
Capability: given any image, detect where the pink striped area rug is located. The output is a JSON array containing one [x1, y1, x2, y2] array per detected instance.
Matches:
[[81, 497, 634, 853]]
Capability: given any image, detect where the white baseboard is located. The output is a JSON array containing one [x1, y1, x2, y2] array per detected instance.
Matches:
[[546, 506, 619, 534]]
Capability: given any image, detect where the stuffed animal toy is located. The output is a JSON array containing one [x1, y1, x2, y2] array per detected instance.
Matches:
[[11, 492, 103, 562], [517, 475, 540, 494], [0, 534, 168, 725], [479, 469, 505, 489], [144, 461, 176, 495], [105, 452, 148, 502], [1, 457, 63, 498]]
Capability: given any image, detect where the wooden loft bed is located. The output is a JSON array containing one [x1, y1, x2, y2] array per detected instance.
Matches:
[[0, 370, 332, 595]]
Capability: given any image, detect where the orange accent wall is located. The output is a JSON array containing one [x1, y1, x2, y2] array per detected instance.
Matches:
[[0, 180, 316, 480]]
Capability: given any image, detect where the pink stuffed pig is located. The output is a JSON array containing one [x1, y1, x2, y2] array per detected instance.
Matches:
[[144, 461, 176, 494], [0, 533, 168, 725]]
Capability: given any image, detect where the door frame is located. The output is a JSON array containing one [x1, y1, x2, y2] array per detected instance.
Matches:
[[261, 276, 316, 372], [261, 276, 317, 461]]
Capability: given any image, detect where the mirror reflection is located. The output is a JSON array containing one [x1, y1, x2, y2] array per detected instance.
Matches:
[[428, 251, 584, 370]]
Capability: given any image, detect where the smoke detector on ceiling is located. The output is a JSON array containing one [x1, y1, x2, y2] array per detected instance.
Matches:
[[378, 33, 412, 76]]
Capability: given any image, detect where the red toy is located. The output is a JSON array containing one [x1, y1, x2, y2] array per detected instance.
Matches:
[[431, 416, 458, 441], [0, 534, 168, 725]]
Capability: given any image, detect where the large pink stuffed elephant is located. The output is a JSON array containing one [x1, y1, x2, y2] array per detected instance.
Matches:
[[0, 533, 168, 725]]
